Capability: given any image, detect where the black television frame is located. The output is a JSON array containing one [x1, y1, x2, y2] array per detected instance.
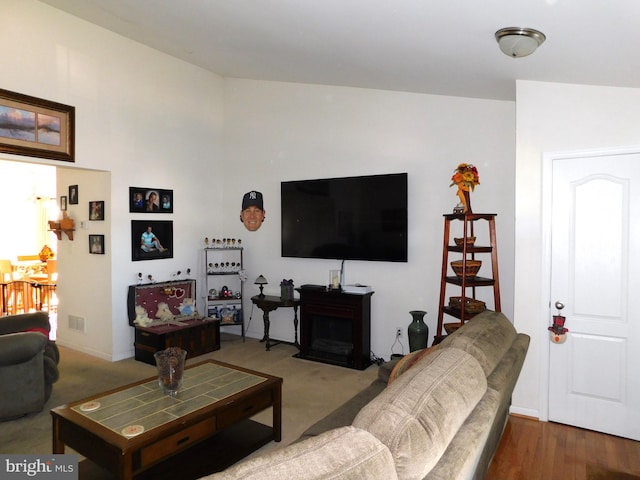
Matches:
[[281, 172, 408, 263]]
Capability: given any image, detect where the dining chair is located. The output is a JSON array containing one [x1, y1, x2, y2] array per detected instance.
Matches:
[[38, 259, 58, 312], [46, 259, 58, 283], [5, 280, 38, 315], [0, 259, 13, 283], [17, 255, 41, 262]]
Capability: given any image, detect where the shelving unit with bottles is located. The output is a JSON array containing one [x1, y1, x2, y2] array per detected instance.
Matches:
[[204, 246, 245, 341]]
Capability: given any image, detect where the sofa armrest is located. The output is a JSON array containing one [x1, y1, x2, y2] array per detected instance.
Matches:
[[0, 332, 47, 366]]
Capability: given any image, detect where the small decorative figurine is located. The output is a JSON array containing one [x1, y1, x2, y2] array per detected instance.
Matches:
[[133, 305, 152, 327], [548, 301, 569, 344], [178, 298, 196, 317], [156, 302, 174, 323]]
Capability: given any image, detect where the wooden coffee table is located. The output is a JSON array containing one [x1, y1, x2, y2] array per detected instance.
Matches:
[[51, 359, 282, 480]]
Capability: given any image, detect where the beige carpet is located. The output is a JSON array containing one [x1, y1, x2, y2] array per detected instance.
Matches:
[[0, 333, 379, 459]]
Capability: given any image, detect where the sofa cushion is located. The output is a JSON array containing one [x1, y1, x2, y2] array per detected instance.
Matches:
[[0, 332, 47, 366], [0, 351, 45, 419], [204, 426, 398, 480], [353, 347, 487, 480], [388, 345, 439, 385], [439, 310, 517, 376], [0, 311, 50, 336]]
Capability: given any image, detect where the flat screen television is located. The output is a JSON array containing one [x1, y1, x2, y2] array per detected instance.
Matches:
[[281, 173, 408, 262]]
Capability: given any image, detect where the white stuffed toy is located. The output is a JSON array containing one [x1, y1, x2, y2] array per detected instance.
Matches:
[[178, 298, 196, 317], [156, 302, 174, 323], [133, 305, 152, 327]]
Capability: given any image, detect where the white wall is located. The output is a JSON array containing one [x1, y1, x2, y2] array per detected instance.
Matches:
[[2, 1, 517, 370], [55, 167, 112, 357], [2, 0, 225, 360], [513, 80, 640, 417], [222, 79, 516, 359]]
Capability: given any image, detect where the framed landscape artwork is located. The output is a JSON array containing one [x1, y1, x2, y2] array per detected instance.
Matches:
[[0, 88, 75, 162]]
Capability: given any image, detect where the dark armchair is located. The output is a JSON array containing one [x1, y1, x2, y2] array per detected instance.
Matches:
[[0, 311, 60, 420]]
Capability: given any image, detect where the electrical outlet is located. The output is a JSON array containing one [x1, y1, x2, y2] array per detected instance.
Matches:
[[395, 327, 402, 338]]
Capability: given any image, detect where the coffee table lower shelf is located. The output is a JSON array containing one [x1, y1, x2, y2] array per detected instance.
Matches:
[[78, 419, 273, 480]]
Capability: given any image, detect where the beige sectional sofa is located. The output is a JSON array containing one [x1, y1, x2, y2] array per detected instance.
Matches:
[[205, 310, 529, 480]]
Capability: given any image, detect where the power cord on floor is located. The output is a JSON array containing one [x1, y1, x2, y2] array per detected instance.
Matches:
[[246, 303, 254, 332], [390, 332, 404, 360], [370, 351, 385, 366]]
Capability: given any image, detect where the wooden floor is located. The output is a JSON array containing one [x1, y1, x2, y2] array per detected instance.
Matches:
[[486, 415, 640, 480]]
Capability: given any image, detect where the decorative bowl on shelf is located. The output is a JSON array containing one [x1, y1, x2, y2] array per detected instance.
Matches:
[[450, 260, 482, 279], [453, 236, 476, 247], [449, 296, 486, 313]]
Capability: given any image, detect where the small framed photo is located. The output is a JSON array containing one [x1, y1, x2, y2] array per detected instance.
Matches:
[[59, 195, 67, 211], [89, 234, 105, 254], [69, 184, 78, 204], [89, 200, 104, 221], [129, 187, 173, 213]]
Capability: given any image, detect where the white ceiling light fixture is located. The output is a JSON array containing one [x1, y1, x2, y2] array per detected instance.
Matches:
[[495, 27, 546, 58]]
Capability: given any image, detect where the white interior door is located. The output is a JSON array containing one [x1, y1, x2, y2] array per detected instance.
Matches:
[[548, 150, 640, 441]]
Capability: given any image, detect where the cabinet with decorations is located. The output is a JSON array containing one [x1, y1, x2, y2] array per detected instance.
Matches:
[[435, 213, 501, 344], [204, 246, 245, 341]]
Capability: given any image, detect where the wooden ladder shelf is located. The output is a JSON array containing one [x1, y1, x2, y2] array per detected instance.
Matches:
[[435, 213, 501, 344]]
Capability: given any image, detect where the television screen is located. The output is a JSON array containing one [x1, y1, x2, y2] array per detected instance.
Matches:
[[281, 173, 408, 262]]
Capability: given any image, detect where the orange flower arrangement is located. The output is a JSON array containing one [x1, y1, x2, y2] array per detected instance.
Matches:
[[450, 163, 479, 213], [450, 163, 480, 191]]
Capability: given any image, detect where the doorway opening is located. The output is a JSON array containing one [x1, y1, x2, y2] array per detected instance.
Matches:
[[0, 159, 59, 338]]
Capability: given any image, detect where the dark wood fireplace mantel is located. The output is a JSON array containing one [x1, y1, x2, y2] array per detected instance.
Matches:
[[296, 286, 373, 370]]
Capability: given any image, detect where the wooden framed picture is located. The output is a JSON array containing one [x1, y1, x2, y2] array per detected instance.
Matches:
[[89, 234, 105, 254], [0, 88, 75, 162], [131, 220, 173, 261], [59, 195, 67, 211], [69, 185, 78, 204], [129, 187, 173, 213], [89, 201, 104, 221]]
